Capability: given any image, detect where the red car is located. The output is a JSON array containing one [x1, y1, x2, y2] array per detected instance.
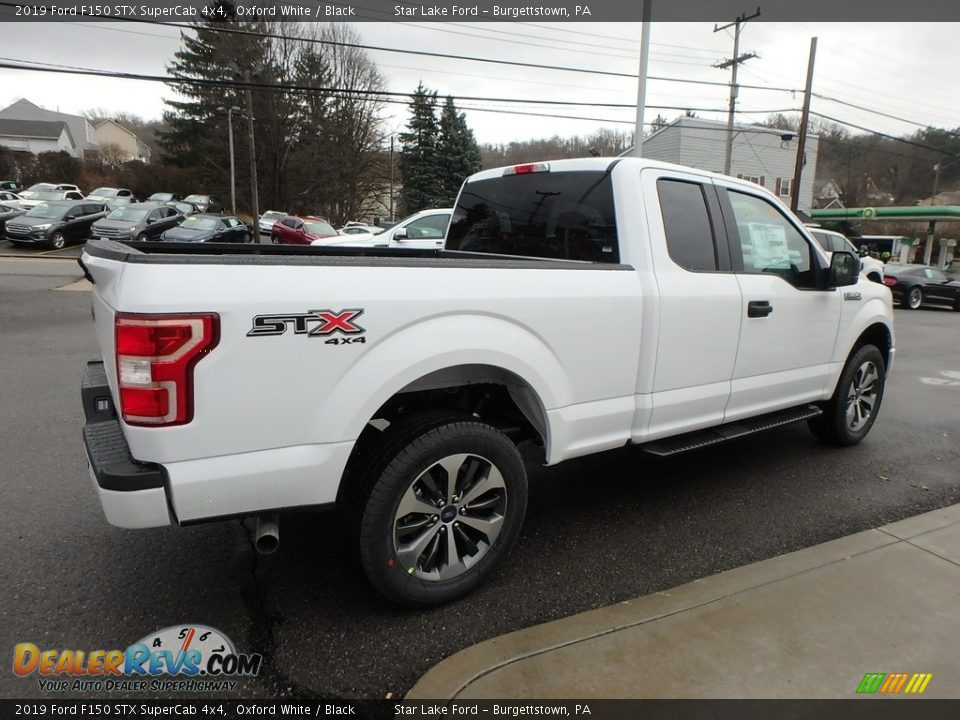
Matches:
[[270, 215, 338, 245]]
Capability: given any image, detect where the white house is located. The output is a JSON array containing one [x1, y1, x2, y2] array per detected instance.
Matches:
[[0, 119, 77, 156], [94, 120, 152, 163], [640, 116, 819, 213], [0, 99, 98, 158]]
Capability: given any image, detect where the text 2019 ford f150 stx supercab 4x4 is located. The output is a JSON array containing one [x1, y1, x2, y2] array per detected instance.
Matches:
[[79, 158, 893, 606]]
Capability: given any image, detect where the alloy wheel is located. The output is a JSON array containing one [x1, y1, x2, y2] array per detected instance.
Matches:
[[845, 360, 880, 431]]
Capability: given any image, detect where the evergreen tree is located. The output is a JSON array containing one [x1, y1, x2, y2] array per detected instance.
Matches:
[[437, 96, 481, 206], [398, 84, 443, 214]]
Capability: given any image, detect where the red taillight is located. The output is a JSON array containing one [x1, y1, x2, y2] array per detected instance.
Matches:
[[883, 277, 897, 286], [115, 313, 219, 427]]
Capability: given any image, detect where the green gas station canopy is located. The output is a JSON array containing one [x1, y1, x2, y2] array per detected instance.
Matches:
[[811, 206, 960, 222]]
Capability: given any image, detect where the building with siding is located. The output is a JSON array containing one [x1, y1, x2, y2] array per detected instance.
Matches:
[[94, 120, 152, 163], [0, 99, 98, 158], [0, 119, 76, 156], [640, 116, 819, 213]]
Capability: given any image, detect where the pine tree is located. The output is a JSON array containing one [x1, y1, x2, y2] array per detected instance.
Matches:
[[437, 96, 481, 206], [398, 84, 443, 214]]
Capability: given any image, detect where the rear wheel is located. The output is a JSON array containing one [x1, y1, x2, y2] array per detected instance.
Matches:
[[357, 414, 527, 607], [903, 286, 923, 310], [808, 344, 885, 446]]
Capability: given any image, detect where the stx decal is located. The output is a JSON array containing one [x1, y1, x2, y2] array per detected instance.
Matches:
[[856, 672, 933, 695], [247, 309, 365, 338]]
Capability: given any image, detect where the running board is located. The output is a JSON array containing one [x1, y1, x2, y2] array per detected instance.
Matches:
[[641, 404, 823, 457]]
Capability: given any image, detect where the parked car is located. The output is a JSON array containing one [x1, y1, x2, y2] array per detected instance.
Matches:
[[90, 203, 183, 243], [5, 200, 107, 248], [165, 200, 201, 217], [373, 208, 452, 249], [271, 215, 337, 245], [16, 187, 86, 210], [147, 192, 184, 203], [258, 210, 286, 235], [160, 213, 252, 243], [0, 202, 25, 235], [0, 191, 22, 205], [79, 157, 891, 606], [86, 187, 136, 209], [183, 194, 224, 214], [883, 264, 960, 310], [0, 180, 23, 193], [808, 228, 885, 282], [343, 221, 385, 235]]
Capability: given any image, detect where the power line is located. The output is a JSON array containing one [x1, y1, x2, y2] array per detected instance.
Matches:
[[808, 111, 953, 156], [0, 59, 798, 116]]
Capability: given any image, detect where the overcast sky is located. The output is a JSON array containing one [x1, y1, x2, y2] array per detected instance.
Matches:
[[1, 21, 958, 146]]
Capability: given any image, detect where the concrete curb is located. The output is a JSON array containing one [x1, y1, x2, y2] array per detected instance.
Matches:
[[407, 504, 960, 699]]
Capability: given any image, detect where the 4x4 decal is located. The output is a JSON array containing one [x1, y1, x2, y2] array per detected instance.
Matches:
[[247, 309, 365, 338]]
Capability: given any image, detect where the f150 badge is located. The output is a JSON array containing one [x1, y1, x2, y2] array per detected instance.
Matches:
[[248, 309, 365, 344]]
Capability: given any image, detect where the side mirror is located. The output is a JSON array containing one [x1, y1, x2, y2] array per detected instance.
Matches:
[[828, 250, 859, 288], [394, 228, 408, 240]]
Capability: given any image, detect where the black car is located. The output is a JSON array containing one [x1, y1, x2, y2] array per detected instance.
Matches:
[[183, 194, 224, 214], [0, 180, 23, 193], [148, 192, 184, 203], [883, 264, 960, 311], [0, 202, 25, 235], [160, 214, 252, 243], [90, 203, 184, 242], [4, 200, 107, 249]]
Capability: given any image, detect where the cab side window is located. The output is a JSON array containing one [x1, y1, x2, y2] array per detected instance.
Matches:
[[727, 190, 815, 288], [657, 179, 719, 272]]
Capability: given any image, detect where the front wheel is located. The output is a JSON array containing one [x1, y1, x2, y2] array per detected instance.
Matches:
[[358, 415, 528, 607], [136, 232, 149, 243], [903, 286, 923, 310], [808, 344, 886, 446], [49, 232, 66, 250]]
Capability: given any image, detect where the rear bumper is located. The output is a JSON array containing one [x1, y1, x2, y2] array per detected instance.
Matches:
[[82, 360, 172, 528]]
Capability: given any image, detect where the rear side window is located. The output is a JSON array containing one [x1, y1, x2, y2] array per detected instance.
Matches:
[[446, 170, 619, 263], [657, 179, 718, 272]]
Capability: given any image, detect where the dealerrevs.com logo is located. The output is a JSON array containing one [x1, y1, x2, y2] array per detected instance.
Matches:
[[13, 624, 262, 693]]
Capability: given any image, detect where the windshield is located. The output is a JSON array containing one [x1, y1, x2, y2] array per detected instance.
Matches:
[[184, 194, 208, 203], [25, 204, 65, 220], [168, 202, 193, 214], [107, 207, 149, 222], [149, 193, 173, 202], [305, 222, 336, 236], [447, 171, 619, 262], [90, 188, 119, 198], [30, 190, 64, 201], [181, 216, 218, 230], [25, 184, 54, 194], [261, 211, 284, 220]]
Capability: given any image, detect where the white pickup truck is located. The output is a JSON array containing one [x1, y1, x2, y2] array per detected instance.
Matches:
[[80, 157, 894, 606]]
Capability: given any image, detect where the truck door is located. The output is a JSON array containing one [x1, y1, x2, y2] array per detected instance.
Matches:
[[636, 169, 742, 440], [715, 183, 842, 420]]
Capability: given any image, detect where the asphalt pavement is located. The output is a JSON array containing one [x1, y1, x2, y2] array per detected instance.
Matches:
[[0, 261, 958, 700]]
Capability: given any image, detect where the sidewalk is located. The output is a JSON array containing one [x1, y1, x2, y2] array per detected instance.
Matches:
[[408, 504, 960, 699]]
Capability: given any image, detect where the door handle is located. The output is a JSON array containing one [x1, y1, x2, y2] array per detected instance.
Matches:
[[747, 300, 773, 318]]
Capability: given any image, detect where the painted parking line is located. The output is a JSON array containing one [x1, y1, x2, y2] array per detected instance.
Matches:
[[919, 370, 960, 388]]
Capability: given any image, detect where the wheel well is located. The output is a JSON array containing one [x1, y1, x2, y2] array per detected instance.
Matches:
[[338, 365, 548, 508], [867, 272, 881, 282], [854, 323, 892, 369]]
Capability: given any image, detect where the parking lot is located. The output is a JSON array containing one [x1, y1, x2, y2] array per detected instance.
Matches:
[[0, 256, 958, 700]]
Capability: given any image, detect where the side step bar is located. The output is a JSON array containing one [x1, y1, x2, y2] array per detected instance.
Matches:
[[641, 404, 823, 457]]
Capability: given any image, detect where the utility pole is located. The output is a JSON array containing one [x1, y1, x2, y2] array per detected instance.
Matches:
[[243, 69, 260, 228], [632, 0, 653, 156], [389, 134, 395, 221], [791, 37, 817, 213], [219, 105, 242, 216], [714, 7, 760, 176]]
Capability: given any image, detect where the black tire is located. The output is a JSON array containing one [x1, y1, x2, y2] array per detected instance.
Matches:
[[357, 413, 527, 607], [902, 286, 923, 310], [808, 344, 886, 446], [136, 232, 149, 243], [49, 232, 66, 250]]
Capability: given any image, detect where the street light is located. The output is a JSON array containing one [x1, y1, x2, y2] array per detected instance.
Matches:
[[218, 105, 243, 216]]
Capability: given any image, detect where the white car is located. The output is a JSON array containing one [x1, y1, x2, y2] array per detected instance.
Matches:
[[16, 187, 85, 210], [808, 228, 885, 282], [80, 157, 892, 606], [258, 210, 286, 235]]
